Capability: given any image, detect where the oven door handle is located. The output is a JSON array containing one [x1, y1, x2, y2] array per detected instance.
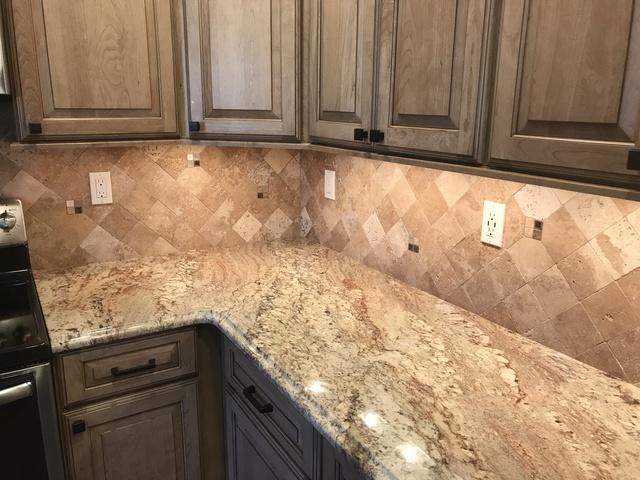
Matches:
[[0, 381, 33, 407]]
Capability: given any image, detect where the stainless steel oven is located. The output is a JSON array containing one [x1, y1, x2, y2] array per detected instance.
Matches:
[[0, 363, 65, 480], [0, 198, 65, 479]]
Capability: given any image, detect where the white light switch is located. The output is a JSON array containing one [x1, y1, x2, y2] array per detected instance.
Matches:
[[481, 200, 506, 247], [89, 172, 113, 205], [324, 170, 336, 200]]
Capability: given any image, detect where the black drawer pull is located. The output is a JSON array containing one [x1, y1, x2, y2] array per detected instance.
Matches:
[[71, 420, 86, 434], [242, 385, 273, 414], [110, 358, 156, 377]]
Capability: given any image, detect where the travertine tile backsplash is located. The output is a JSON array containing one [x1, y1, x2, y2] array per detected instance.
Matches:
[[0, 143, 300, 269], [299, 151, 640, 385], [1, 134, 639, 385]]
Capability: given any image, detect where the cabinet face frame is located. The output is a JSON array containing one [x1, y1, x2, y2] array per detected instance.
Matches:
[[184, 0, 300, 140], [373, 0, 492, 161], [490, 0, 640, 181], [7, 0, 179, 140], [307, 0, 377, 145]]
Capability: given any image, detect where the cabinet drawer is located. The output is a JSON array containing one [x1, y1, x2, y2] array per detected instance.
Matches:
[[59, 330, 196, 406], [223, 339, 315, 477]]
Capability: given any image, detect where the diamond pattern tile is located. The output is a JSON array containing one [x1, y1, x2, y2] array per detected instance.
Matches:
[[2, 144, 299, 269], [299, 150, 640, 382]]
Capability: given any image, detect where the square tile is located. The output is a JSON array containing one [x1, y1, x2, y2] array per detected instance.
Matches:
[[529, 266, 578, 318], [434, 171, 473, 207], [618, 269, 640, 319], [514, 184, 562, 219], [529, 304, 602, 357], [462, 253, 524, 313], [582, 282, 640, 341], [362, 213, 386, 248], [541, 207, 587, 262], [508, 237, 554, 282], [576, 343, 625, 379], [564, 193, 622, 240], [232, 211, 262, 242], [590, 218, 640, 279], [608, 327, 640, 383], [264, 208, 293, 239], [557, 243, 615, 299], [502, 285, 549, 333], [388, 174, 417, 217], [1, 171, 47, 209]]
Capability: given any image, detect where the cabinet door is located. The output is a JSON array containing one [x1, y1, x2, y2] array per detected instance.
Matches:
[[8, 0, 178, 140], [63, 381, 200, 480], [491, 0, 640, 181], [185, 0, 299, 139], [374, 0, 490, 159], [225, 390, 306, 480], [308, 0, 376, 145], [320, 437, 366, 480]]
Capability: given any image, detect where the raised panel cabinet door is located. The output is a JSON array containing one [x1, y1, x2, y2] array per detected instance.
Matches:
[[308, 0, 376, 145], [491, 0, 640, 181], [374, 0, 490, 159], [225, 390, 306, 480], [8, 0, 178, 140], [185, 0, 299, 139], [63, 381, 200, 480], [320, 437, 366, 480]]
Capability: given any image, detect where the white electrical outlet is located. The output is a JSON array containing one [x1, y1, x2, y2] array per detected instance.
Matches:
[[481, 200, 506, 247], [89, 172, 113, 205], [324, 170, 336, 200]]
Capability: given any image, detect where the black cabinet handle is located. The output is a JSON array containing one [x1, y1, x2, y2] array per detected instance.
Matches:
[[370, 129, 385, 143], [110, 358, 156, 377], [242, 385, 273, 414], [71, 420, 86, 434], [353, 128, 368, 141], [628, 150, 640, 171]]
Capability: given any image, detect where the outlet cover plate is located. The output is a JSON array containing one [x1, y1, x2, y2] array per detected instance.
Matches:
[[481, 200, 506, 247], [324, 170, 336, 200], [89, 172, 113, 205]]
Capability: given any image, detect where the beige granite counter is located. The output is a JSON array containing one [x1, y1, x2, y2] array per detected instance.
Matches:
[[35, 242, 640, 480]]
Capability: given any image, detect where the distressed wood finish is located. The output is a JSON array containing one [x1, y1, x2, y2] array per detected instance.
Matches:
[[185, 0, 299, 138], [375, 0, 490, 158], [58, 330, 196, 407], [224, 338, 315, 477], [491, 0, 640, 176], [225, 390, 306, 480], [320, 437, 366, 480], [308, 0, 376, 143], [8, 0, 177, 139], [63, 380, 200, 480]]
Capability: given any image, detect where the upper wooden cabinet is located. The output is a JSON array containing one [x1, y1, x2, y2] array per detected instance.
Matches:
[[8, 0, 178, 141], [307, 0, 376, 145], [491, 0, 640, 181], [375, 0, 490, 158], [185, 0, 299, 140], [307, 0, 492, 160]]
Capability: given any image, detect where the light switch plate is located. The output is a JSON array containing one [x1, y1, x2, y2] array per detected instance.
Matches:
[[324, 170, 336, 200], [89, 172, 113, 205], [481, 200, 506, 247]]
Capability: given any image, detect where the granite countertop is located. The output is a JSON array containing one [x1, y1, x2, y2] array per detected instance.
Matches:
[[35, 241, 640, 480]]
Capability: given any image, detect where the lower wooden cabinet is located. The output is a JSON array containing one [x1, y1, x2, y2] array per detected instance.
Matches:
[[225, 389, 307, 480], [223, 337, 367, 480], [55, 327, 225, 480], [62, 380, 200, 480], [320, 437, 366, 480]]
